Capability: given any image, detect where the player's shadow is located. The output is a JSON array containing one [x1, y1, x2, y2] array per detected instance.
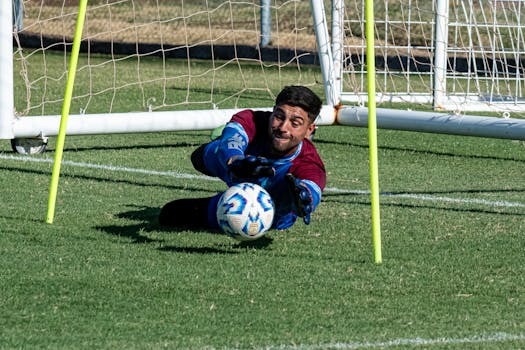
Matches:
[[95, 204, 273, 252], [94, 205, 163, 244], [158, 235, 273, 254]]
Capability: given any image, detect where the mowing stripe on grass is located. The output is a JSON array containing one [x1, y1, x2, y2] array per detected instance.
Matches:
[[250, 332, 525, 349], [325, 187, 525, 208], [0, 153, 219, 181], [2, 153, 524, 209]]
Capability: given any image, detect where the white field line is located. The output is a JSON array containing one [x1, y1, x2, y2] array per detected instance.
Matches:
[[245, 332, 525, 350], [2, 154, 524, 348], [0, 153, 219, 181], [2, 153, 525, 209], [325, 187, 525, 208]]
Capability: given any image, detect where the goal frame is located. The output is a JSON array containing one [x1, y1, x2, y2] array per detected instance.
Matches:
[[0, 0, 14, 140], [3, 0, 525, 144]]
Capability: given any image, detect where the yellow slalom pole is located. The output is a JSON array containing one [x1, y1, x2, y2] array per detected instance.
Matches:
[[46, 0, 88, 224], [365, 0, 382, 263]]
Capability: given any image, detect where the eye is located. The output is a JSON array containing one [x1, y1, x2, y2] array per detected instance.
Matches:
[[291, 118, 303, 128]]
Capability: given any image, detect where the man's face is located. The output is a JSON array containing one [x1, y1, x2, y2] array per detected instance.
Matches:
[[268, 104, 316, 156]]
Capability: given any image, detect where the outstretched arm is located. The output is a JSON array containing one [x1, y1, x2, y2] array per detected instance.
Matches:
[[215, 122, 248, 166], [215, 122, 275, 184]]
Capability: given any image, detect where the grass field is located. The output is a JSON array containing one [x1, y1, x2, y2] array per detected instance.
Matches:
[[5, 0, 525, 346], [1, 121, 525, 348], [5, 28, 525, 348]]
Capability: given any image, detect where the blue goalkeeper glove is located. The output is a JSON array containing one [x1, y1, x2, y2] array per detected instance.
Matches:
[[286, 173, 314, 225], [228, 155, 275, 180]]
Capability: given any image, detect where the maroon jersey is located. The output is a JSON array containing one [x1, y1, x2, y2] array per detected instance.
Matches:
[[231, 109, 326, 191]]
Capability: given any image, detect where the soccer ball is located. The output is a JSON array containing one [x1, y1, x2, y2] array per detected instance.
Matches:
[[216, 183, 275, 241]]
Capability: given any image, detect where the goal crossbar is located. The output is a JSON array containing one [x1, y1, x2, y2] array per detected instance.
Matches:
[[3, 0, 525, 142]]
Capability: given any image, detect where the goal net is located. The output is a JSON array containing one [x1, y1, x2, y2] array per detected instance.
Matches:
[[339, 0, 525, 116], [4, 0, 525, 143], [11, 0, 325, 115]]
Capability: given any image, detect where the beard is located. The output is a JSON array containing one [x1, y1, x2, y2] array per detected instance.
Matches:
[[269, 131, 299, 156]]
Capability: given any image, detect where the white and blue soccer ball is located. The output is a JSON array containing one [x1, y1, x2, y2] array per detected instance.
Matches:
[[216, 183, 275, 241]]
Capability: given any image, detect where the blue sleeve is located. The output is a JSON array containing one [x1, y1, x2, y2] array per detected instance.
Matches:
[[216, 122, 249, 165], [202, 122, 249, 185]]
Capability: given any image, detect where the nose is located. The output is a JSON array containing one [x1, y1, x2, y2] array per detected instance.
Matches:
[[275, 118, 291, 132]]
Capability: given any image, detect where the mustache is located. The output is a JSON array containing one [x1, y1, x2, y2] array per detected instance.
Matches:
[[271, 129, 288, 138]]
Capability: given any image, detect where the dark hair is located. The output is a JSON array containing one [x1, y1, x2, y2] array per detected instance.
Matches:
[[275, 86, 322, 123]]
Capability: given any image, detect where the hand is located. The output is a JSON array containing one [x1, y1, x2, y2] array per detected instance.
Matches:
[[228, 155, 275, 179], [286, 173, 314, 224]]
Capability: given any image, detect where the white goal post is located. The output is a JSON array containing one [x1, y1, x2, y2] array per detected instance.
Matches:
[[0, 0, 15, 140], [2, 0, 525, 147], [337, 0, 525, 113]]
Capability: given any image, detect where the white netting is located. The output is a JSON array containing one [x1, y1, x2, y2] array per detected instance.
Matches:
[[13, 0, 325, 116], [340, 0, 525, 117], [12, 0, 525, 119]]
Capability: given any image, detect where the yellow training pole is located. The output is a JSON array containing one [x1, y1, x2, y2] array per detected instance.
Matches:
[[46, 0, 88, 224], [365, 0, 382, 263]]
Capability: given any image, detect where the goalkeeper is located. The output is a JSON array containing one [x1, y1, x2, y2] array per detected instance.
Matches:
[[159, 85, 326, 230]]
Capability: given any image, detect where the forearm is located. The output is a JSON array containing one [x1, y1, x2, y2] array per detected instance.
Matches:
[[216, 122, 248, 165]]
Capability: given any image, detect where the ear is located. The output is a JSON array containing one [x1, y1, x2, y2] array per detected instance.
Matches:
[[305, 122, 316, 139]]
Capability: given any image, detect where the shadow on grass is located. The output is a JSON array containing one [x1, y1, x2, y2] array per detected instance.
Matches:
[[94, 205, 162, 244], [50, 139, 205, 153], [158, 236, 273, 254], [95, 204, 273, 253]]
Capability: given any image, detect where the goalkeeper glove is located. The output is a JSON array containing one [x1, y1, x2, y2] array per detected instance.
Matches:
[[228, 155, 275, 180], [286, 173, 314, 225]]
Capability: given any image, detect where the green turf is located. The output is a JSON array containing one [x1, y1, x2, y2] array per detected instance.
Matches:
[[1, 125, 525, 349], [6, 41, 525, 349]]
